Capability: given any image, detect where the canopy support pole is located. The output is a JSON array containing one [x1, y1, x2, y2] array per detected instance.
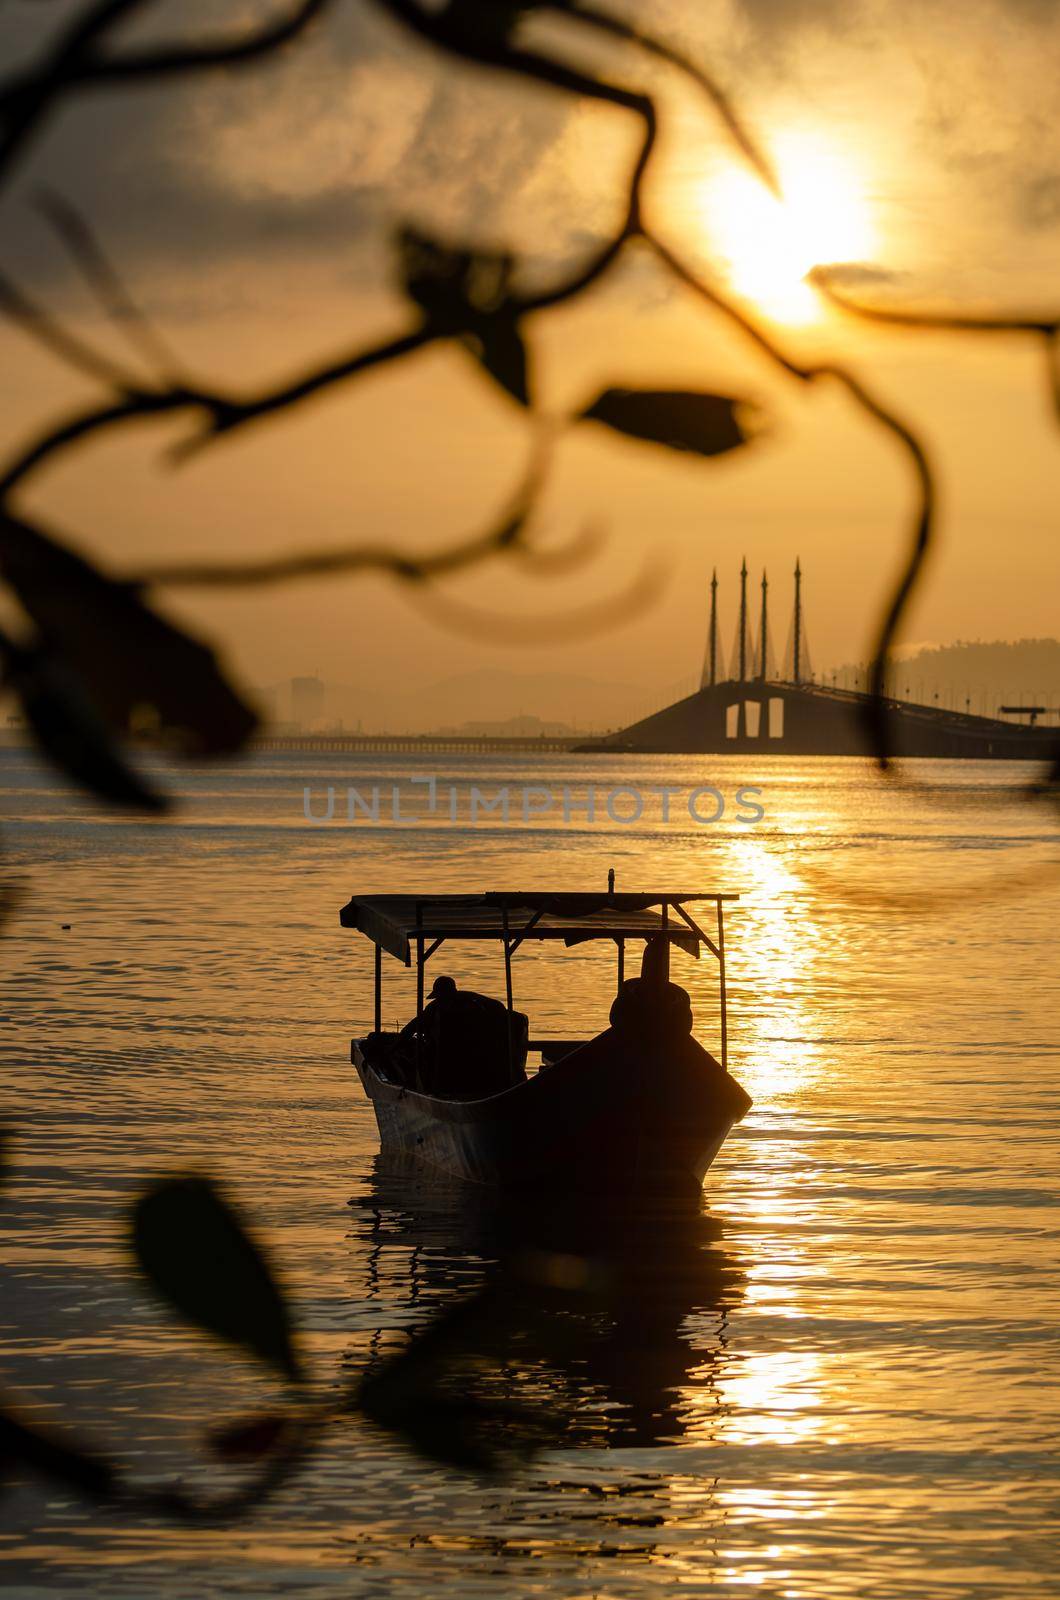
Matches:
[[415, 903, 424, 1084], [616, 937, 625, 995], [504, 909, 543, 960], [717, 900, 728, 1073], [674, 900, 721, 961], [374, 941, 381, 1033], [500, 902, 515, 1082]]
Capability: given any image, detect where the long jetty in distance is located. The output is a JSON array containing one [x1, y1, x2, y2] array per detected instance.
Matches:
[[249, 731, 584, 755]]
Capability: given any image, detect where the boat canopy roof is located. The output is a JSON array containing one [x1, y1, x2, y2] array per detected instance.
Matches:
[[339, 892, 738, 966]]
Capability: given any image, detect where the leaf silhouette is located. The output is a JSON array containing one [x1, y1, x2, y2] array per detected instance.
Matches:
[[0, 883, 24, 936], [206, 1413, 291, 1462], [0, 1406, 118, 1501], [399, 227, 515, 316], [361, 1393, 546, 1473], [0, 513, 257, 757], [356, 1281, 558, 1471], [398, 226, 472, 322], [132, 1177, 301, 1383], [443, 0, 530, 50], [397, 226, 531, 403], [461, 319, 530, 405], [580, 388, 757, 457], [6, 647, 166, 811]]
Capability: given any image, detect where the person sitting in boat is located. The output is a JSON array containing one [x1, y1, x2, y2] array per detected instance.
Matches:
[[609, 935, 694, 1040], [400, 975, 527, 1097]]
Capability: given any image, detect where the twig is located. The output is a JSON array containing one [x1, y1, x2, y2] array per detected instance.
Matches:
[[560, 0, 780, 194], [0, 1, 332, 189], [87, 0, 331, 82], [0, 324, 438, 497], [515, 97, 655, 316], [405, 555, 668, 644], [34, 188, 183, 381], [169, 324, 439, 459], [811, 268, 1060, 335], [821, 367, 936, 768], [0, 267, 146, 392], [645, 232, 939, 772], [0, 392, 172, 499], [132, 439, 552, 589], [646, 234, 810, 382]]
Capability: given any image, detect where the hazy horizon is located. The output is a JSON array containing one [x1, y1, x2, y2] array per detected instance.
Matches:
[[245, 635, 1060, 733]]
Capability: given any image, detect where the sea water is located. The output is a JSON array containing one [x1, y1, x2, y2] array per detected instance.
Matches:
[[1, 749, 1058, 1597]]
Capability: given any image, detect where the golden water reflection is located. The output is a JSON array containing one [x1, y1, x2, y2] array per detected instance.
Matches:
[[349, 1157, 834, 1475], [348, 1161, 748, 1452]]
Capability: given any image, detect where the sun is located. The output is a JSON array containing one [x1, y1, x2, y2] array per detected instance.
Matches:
[[695, 130, 874, 323]]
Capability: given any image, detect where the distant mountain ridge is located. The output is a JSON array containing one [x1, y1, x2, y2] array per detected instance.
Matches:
[[268, 668, 648, 734], [260, 641, 1060, 734], [429, 714, 584, 738], [834, 638, 1060, 711]]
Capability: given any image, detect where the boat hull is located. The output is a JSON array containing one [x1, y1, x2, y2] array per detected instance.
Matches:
[[352, 1027, 752, 1196]]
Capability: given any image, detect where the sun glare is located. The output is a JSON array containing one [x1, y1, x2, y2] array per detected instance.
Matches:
[[696, 131, 874, 323]]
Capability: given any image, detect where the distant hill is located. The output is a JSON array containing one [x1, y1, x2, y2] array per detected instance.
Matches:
[[429, 714, 584, 738], [833, 638, 1060, 715], [285, 668, 651, 734]]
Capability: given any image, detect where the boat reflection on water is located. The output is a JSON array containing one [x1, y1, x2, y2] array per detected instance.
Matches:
[[347, 1157, 746, 1452]]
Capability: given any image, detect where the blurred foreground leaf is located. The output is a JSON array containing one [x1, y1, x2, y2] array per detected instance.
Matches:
[[132, 1177, 302, 1383], [0, 513, 257, 758], [6, 648, 165, 811], [0, 884, 21, 930], [0, 1406, 118, 1501], [580, 388, 757, 457], [360, 1392, 547, 1472], [356, 1281, 559, 1472], [460, 320, 529, 405], [398, 226, 530, 404], [206, 1412, 292, 1462], [443, 0, 532, 50]]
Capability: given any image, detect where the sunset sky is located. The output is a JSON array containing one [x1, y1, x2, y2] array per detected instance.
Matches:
[[1, 0, 1057, 727]]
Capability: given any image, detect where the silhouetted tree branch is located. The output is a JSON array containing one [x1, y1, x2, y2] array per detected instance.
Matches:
[[0, 0, 332, 187], [812, 268, 1060, 429]]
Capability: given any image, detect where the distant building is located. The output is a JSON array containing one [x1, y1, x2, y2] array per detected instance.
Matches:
[[291, 675, 325, 730]]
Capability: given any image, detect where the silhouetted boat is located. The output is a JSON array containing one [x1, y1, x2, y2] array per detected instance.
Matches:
[[339, 887, 752, 1196]]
